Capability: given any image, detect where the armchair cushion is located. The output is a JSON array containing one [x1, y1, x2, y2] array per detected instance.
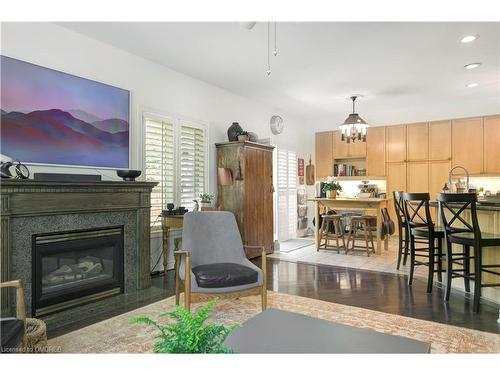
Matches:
[[192, 263, 258, 289], [0, 318, 24, 351]]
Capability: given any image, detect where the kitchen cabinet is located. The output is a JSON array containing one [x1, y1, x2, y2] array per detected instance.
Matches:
[[407, 122, 428, 161], [332, 130, 366, 158], [429, 120, 451, 161], [349, 136, 367, 157], [386, 125, 407, 163], [366, 126, 386, 176], [315, 131, 334, 178], [483, 115, 500, 174], [452, 117, 483, 174], [429, 160, 451, 201], [333, 131, 349, 158], [407, 162, 429, 193]]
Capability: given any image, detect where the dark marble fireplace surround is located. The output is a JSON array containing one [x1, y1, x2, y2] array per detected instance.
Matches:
[[0, 180, 157, 319]]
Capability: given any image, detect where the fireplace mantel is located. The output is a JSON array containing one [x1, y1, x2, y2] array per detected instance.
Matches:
[[0, 179, 157, 316]]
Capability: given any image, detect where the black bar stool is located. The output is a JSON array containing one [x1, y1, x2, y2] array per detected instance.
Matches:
[[401, 192, 445, 293], [437, 193, 500, 312], [393, 191, 409, 269]]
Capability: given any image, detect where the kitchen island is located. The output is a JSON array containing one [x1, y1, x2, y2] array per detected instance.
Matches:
[[431, 201, 500, 303], [309, 197, 389, 254]]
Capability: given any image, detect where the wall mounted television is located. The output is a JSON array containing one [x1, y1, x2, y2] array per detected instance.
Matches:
[[0, 55, 130, 169]]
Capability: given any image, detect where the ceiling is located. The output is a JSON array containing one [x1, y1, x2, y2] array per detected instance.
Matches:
[[58, 22, 500, 128]]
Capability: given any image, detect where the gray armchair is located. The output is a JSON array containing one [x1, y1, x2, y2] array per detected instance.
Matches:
[[174, 211, 267, 311]]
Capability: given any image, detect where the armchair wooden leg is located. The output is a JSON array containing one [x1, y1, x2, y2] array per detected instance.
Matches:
[[261, 250, 267, 311], [184, 254, 191, 312]]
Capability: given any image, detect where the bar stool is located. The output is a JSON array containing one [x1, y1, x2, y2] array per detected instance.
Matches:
[[346, 215, 376, 257], [401, 193, 445, 293], [393, 191, 410, 270], [438, 193, 500, 312], [317, 214, 345, 253]]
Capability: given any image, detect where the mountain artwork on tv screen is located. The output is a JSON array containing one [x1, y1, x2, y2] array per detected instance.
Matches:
[[0, 55, 130, 168]]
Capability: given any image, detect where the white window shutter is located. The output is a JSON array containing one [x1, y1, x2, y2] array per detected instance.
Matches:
[[144, 117, 175, 226], [179, 124, 206, 210]]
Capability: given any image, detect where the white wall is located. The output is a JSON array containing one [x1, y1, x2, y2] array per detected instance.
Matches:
[[1, 22, 307, 190], [1, 22, 312, 270]]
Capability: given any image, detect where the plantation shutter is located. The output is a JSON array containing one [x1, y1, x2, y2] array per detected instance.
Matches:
[[277, 149, 298, 241], [144, 117, 175, 226], [179, 123, 206, 211]]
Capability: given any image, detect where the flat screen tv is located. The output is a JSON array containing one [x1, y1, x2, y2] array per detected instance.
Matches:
[[0, 55, 130, 169]]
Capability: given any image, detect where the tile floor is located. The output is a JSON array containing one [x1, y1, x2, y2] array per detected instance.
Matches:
[[270, 236, 427, 278]]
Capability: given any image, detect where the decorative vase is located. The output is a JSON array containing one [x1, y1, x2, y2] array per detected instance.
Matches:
[[238, 134, 249, 142], [200, 201, 211, 208], [227, 122, 243, 142], [326, 190, 337, 199]]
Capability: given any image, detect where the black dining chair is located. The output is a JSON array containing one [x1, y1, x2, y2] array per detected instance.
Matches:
[[437, 193, 500, 312], [401, 192, 444, 293], [393, 191, 409, 270]]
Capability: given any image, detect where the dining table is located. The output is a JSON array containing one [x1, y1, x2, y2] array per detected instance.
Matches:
[[308, 197, 389, 254]]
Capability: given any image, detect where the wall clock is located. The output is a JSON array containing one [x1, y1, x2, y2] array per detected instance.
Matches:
[[270, 115, 284, 135]]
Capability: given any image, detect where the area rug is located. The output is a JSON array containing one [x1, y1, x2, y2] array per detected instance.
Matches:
[[278, 239, 315, 253], [49, 291, 500, 353]]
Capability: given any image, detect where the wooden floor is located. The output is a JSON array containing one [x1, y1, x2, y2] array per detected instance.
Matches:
[[46, 258, 500, 339]]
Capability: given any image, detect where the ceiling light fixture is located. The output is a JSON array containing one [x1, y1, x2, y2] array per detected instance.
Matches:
[[467, 82, 479, 88], [464, 62, 482, 70], [461, 35, 479, 43], [266, 22, 278, 77], [339, 96, 369, 143]]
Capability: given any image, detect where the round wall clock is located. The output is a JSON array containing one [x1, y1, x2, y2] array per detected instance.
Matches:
[[270, 115, 284, 135]]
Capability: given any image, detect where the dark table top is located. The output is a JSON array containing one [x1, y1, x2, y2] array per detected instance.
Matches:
[[225, 309, 431, 354]]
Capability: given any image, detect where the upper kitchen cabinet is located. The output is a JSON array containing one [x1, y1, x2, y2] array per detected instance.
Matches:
[[349, 136, 367, 157], [315, 131, 334, 179], [452, 117, 483, 174], [484, 115, 500, 174], [429, 120, 451, 161], [332, 130, 366, 158], [332, 130, 349, 158], [366, 126, 386, 176], [386, 125, 407, 163], [407, 122, 428, 161]]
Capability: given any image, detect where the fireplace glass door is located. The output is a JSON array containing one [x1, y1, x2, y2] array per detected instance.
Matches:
[[33, 227, 124, 316]]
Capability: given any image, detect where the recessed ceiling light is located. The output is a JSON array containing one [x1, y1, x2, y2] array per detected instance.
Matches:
[[467, 83, 479, 88], [464, 62, 482, 70], [461, 35, 479, 43]]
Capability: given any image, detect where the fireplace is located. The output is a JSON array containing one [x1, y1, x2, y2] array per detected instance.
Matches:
[[32, 226, 124, 316]]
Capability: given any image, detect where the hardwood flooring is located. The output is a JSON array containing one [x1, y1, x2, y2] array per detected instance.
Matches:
[[46, 258, 500, 339]]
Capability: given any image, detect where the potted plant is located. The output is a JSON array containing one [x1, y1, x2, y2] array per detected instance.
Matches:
[[322, 181, 342, 199], [237, 131, 249, 142], [199, 193, 214, 208], [130, 300, 238, 353]]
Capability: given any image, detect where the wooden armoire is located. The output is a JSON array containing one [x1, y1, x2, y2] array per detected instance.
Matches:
[[215, 141, 274, 258]]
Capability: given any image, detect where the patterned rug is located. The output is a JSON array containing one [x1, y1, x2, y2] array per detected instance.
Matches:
[[49, 291, 500, 353]]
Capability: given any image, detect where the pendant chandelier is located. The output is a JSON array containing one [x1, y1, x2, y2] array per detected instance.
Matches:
[[339, 96, 369, 143]]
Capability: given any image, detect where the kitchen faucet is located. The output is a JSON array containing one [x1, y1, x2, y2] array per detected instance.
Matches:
[[448, 165, 470, 193]]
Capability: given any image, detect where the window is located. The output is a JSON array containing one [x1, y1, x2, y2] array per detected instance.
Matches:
[[276, 148, 298, 242], [144, 113, 208, 226]]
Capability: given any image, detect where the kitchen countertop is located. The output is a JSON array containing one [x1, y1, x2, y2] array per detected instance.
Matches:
[[308, 197, 387, 203], [429, 201, 500, 211]]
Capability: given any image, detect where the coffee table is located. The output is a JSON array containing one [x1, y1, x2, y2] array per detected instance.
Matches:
[[225, 309, 431, 353]]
